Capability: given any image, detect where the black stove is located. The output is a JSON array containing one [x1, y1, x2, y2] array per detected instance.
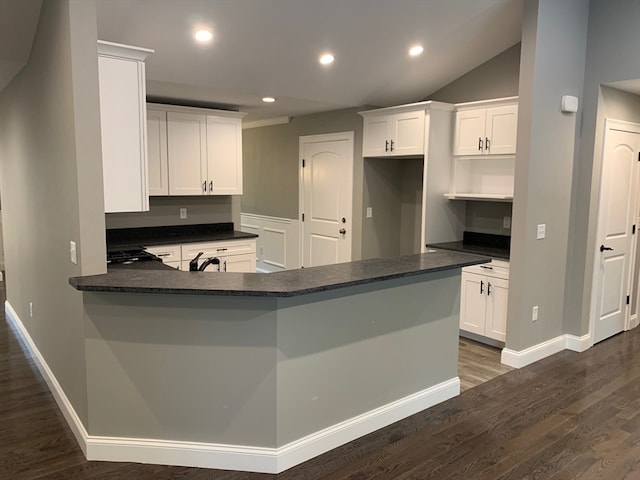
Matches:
[[107, 249, 162, 265]]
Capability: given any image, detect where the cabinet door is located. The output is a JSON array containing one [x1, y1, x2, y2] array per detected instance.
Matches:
[[98, 55, 149, 212], [206, 116, 243, 195], [362, 116, 391, 157], [389, 110, 425, 156], [221, 253, 256, 272], [146, 108, 169, 196], [167, 112, 207, 195], [454, 108, 486, 156], [459, 272, 487, 335], [485, 276, 509, 341], [486, 104, 518, 155]]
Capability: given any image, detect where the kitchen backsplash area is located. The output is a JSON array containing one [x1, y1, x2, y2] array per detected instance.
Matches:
[[464, 201, 512, 236], [105, 195, 238, 229]]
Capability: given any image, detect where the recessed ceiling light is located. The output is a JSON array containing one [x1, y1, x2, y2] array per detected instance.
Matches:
[[262, 97, 276, 103], [409, 45, 424, 57], [194, 29, 213, 43], [319, 53, 335, 65]]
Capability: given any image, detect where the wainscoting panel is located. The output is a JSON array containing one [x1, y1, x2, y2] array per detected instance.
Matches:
[[240, 213, 300, 272]]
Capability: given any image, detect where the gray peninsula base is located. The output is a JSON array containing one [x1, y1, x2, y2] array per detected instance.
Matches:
[[82, 269, 462, 473]]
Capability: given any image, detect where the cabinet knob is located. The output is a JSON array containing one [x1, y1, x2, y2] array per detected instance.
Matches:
[[339, 228, 346, 235]]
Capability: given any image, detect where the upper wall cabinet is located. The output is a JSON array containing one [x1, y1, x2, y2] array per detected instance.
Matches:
[[360, 105, 426, 157], [98, 40, 153, 213], [147, 104, 246, 196], [453, 97, 518, 156]]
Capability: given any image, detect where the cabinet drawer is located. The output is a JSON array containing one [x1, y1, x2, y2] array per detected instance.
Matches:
[[462, 261, 509, 280], [182, 239, 256, 261], [145, 244, 181, 262]]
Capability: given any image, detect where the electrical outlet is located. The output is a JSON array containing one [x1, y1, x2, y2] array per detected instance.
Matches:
[[180, 208, 187, 219], [532, 305, 538, 321], [29, 302, 33, 318], [536, 224, 546, 240], [366, 207, 373, 218], [503, 216, 511, 229], [69, 241, 77, 264]]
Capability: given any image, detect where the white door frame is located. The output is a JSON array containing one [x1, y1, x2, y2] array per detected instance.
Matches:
[[298, 132, 354, 267], [589, 118, 640, 346]]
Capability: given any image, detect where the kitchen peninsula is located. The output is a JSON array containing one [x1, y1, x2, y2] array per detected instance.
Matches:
[[69, 250, 488, 473]]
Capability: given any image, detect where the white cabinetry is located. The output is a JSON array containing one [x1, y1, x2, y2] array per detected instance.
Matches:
[[460, 261, 509, 342], [146, 239, 256, 273], [447, 97, 518, 201], [146, 108, 169, 196], [97, 40, 153, 213], [144, 244, 181, 270], [361, 106, 426, 157], [147, 104, 246, 196], [181, 239, 257, 272], [454, 99, 518, 156]]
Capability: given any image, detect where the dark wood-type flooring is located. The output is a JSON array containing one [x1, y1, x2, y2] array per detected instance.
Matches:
[[3, 279, 640, 479], [458, 337, 513, 392]]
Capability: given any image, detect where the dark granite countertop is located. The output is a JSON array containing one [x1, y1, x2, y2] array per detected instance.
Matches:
[[427, 241, 510, 260], [106, 222, 258, 252], [70, 250, 490, 297]]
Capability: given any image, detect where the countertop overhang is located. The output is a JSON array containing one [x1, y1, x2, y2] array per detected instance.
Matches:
[[69, 250, 490, 297]]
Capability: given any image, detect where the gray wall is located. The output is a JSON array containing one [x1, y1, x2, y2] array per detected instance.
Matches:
[[565, 0, 640, 337], [361, 158, 423, 259], [465, 202, 513, 236], [242, 108, 364, 260], [0, 0, 105, 425], [506, 0, 589, 351], [426, 44, 521, 104], [106, 196, 236, 229]]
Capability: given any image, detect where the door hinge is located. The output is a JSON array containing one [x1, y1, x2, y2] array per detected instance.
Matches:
[[302, 213, 305, 222], [634, 224, 637, 234], [627, 295, 630, 305], [302, 159, 306, 168]]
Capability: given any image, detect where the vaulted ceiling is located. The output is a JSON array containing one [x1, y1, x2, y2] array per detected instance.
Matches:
[[1, 0, 525, 122]]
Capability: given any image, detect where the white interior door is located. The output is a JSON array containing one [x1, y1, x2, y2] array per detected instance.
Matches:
[[592, 124, 640, 344], [300, 132, 354, 267]]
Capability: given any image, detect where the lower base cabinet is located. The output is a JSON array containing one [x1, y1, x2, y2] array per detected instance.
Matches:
[[146, 239, 257, 273], [459, 261, 509, 342]]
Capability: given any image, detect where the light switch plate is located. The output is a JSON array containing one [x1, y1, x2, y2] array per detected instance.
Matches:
[[536, 224, 546, 239], [503, 216, 511, 229], [70, 241, 77, 264], [532, 305, 538, 321], [180, 208, 187, 219], [366, 207, 373, 218]]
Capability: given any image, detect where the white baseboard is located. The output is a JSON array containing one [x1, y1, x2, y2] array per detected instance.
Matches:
[[4, 299, 458, 474], [5, 301, 89, 454], [501, 333, 593, 368], [628, 315, 639, 331], [564, 333, 591, 352]]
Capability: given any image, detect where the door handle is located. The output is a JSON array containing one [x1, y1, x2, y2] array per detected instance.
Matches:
[[600, 244, 614, 252], [339, 228, 346, 235]]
